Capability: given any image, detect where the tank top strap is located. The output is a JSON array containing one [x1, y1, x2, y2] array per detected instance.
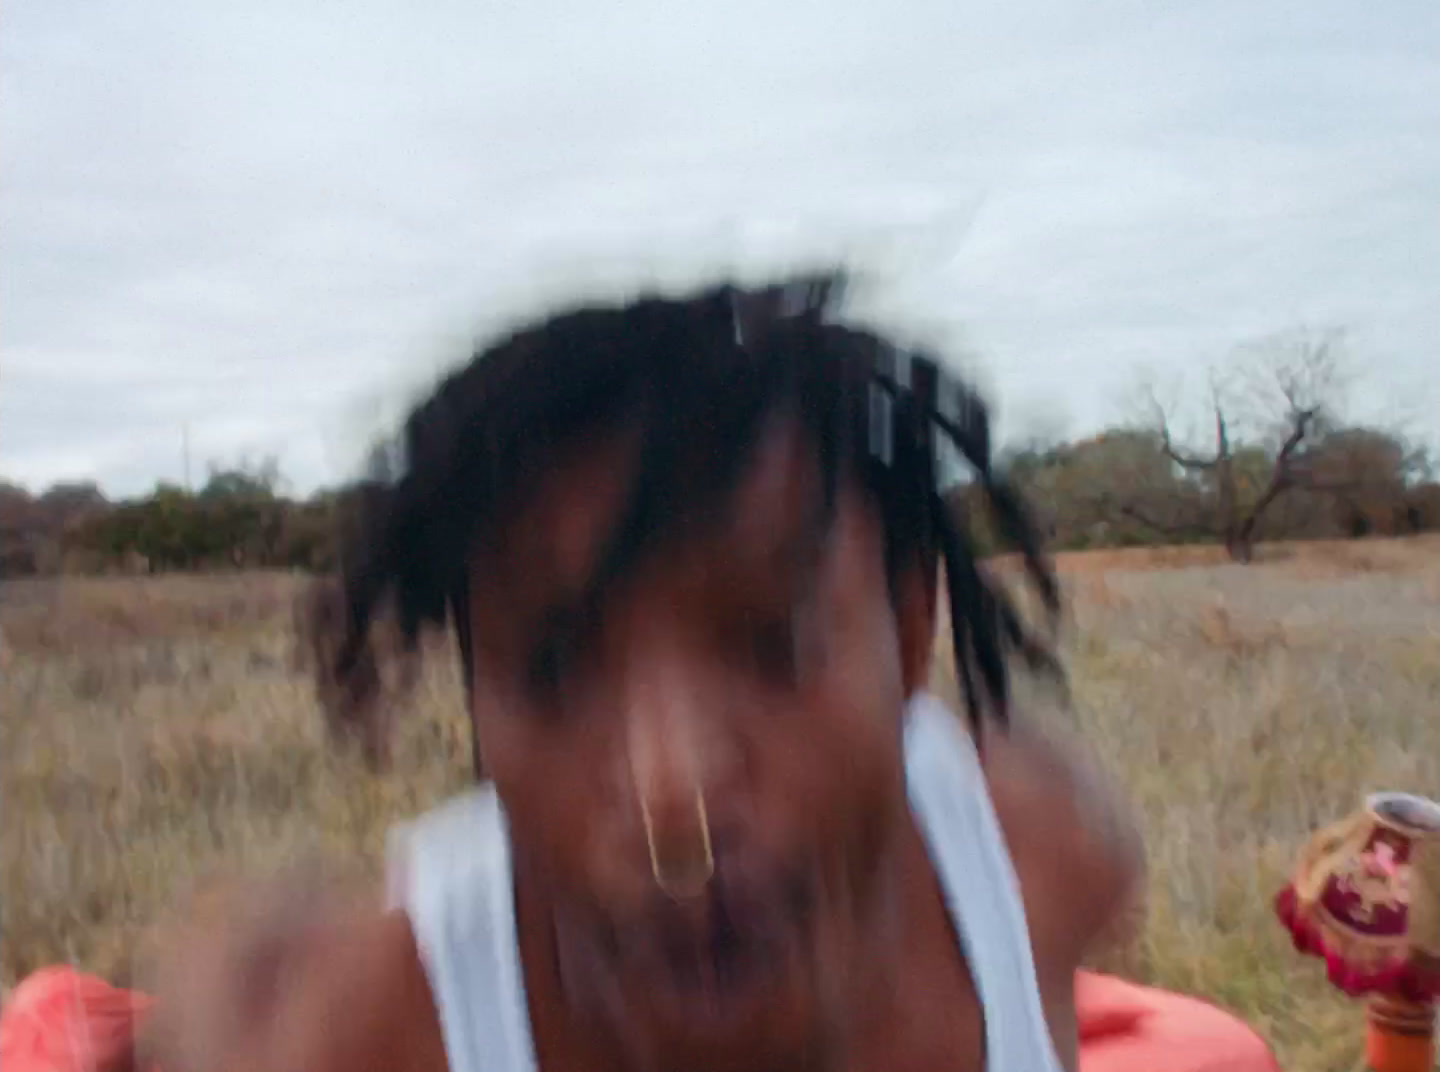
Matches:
[[387, 786, 538, 1072], [904, 691, 1065, 1072]]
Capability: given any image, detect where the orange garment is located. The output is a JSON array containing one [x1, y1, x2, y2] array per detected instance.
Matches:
[[1, 965, 1279, 1072], [0, 966, 152, 1072], [1076, 972, 1283, 1072]]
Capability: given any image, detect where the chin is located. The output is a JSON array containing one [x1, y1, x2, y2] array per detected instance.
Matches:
[[634, 935, 810, 1027], [614, 962, 825, 1072], [568, 870, 834, 1068]]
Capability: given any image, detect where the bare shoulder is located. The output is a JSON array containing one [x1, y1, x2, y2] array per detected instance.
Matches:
[[140, 874, 445, 1072], [979, 716, 1146, 965]]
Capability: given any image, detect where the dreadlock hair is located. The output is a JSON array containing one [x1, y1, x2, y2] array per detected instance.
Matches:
[[312, 270, 1062, 776]]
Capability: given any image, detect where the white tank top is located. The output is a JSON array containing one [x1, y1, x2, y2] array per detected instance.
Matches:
[[386, 692, 1065, 1072]]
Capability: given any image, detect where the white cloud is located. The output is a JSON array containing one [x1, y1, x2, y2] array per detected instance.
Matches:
[[3, 0, 1437, 494]]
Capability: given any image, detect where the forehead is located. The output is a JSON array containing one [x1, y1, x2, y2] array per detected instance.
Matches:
[[471, 417, 827, 607]]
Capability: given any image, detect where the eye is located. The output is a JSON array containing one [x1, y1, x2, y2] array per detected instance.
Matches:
[[526, 635, 568, 698], [742, 612, 799, 685], [524, 612, 581, 708]]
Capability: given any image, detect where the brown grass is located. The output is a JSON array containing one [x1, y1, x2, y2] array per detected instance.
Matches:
[[3, 536, 1439, 1070]]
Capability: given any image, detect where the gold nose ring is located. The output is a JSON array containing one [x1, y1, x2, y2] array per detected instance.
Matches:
[[640, 787, 715, 900]]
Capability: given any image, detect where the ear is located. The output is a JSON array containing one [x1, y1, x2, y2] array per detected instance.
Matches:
[[893, 563, 937, 699]]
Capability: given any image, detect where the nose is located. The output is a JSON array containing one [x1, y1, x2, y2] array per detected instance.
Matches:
[[625, 654, 720, 901]]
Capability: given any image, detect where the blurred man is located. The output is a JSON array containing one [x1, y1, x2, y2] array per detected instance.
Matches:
[[147, 274, 1142, 1072]]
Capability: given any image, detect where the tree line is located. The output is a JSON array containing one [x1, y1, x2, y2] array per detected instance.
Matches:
[[2, 330, 1435, 579], [0, 460, 344, 578]]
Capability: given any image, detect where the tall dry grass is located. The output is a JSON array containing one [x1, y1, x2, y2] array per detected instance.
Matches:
[[3, 536, 1438, 1071]]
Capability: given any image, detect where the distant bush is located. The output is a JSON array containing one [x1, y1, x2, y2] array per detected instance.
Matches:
[[5, 430, 1436, 580]]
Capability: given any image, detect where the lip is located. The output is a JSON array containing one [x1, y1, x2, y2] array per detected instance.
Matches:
[[657, 889, 779, 992], [607, 867, 815, 1011]]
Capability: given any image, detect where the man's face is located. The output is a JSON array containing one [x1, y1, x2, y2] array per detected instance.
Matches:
[[465, 420, 930, 1067]]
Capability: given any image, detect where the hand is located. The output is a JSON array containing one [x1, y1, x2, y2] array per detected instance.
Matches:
[[138, 872, 339, 1072]]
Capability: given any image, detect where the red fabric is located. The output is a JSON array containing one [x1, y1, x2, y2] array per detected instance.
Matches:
[[0, 966, 152, 1072], [2, 965, 1276, 1072], [1076, 970, 1147, 1041], [1077, 972, 1282, 1072]]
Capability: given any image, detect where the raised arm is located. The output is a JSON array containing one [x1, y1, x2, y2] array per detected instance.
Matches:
[[139, 875, 444, 1072]]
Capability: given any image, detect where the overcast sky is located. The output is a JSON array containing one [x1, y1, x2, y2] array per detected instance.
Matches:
[[4, 0, 1437, 497]]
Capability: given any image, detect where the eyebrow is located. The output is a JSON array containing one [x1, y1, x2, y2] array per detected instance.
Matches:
[[755, 509, 831, 591], [508, 420, 840, 638], [521, 490, 832, 647], [684, 491, 834, 619], [527, 600, 588, 658]]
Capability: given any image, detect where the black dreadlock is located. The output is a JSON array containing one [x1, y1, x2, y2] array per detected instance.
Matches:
[[314, 271, 1061, 776]]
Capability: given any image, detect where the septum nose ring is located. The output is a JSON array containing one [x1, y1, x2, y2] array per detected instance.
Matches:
[[640, 787, 715, 901]]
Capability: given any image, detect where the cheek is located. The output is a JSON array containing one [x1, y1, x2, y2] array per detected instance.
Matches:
[[752, 591, 910, 853], [472, 684, 624, 890], [816, 524, 909, 747], [819, 594, 906, 741]]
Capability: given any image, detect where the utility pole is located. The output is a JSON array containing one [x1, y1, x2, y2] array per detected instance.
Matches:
[[182, 423, 192, 492]]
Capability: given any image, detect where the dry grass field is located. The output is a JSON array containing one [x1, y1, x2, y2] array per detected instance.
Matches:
[[3, 535, 1438, 1071]]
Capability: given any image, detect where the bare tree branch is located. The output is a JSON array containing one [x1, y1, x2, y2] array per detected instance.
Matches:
[[1157, 428, 1218, 471], [1230, 405, 1320, 556], [1116, 331, 1351, 562], [1082, 488, 1213, 540], [1235, 327, 1348, 442], [1276, 408, 1317, 464], [1146, 384, 1219, 471], [1114, 501, 1212, 539]]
